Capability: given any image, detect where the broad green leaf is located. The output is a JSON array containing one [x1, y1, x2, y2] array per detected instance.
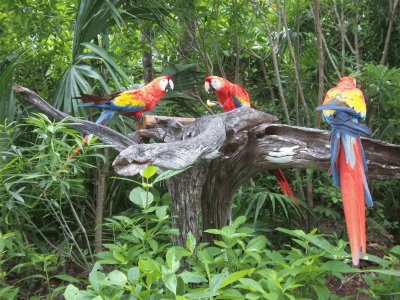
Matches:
[[219, 269, 255, 290], [63, 284, 79, 300], [179, 271, 207, 284], [210, 273, 226, 291], [162, 266, 177, 295], [319, 261, 357, 273], [238, 278, 265, 294], [184, 289, 219, 299], [129, 187, 154, 208], [140, 165, 157, 179], [127, 267, 140, 284], [166, 247, 181, 273], [246, 236, 267, 252], [233, 216, 246, 227], [156, 205, 168, 220], [186, 231, 196, 254], [312, 284, 330, 300], [362, 268, 400, 276], [53, 274, 80, 283], [153, 167, 192, 184], [107, 270, 128, 286]]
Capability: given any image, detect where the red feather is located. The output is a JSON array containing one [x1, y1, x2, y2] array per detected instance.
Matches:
[[339, 140, 366, 265], [273, 169, 298, 206]]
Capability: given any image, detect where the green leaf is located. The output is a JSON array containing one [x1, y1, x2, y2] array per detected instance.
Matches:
[[129, 187, 154, 208], [112, 250, 126, 263], [362, 268, 400, 276], [233, 216, 246, 227], [312, 284, 330, 300], [162, 266, 177, 295], [107, 270, 128, 286], [140, 165, 157, 179], [127, 267, 140, 284], [219, 269, 255, 290], [153, 167, 192, 184], [53, 274, 80, 283], [390, 245, 400, 256], [179, 271, 207, 284], [166, 247, 181, 273], [63, 284, 79, 300], [214, 240, 229, 248], [186, 232, 196, 254], [184, 289, 219, 299], [246, 236, 267, 252], [238, 278, 265, 294], [156, 205, 168, 220], [319, 261, 357, 273], [210, 273, 226, 291]]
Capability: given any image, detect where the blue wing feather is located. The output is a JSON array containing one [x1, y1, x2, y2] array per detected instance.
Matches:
[[323, 105, 373, 207], [231, 95, 242, 108]]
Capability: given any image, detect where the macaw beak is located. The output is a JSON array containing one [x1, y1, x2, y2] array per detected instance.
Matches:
[[166, 79, 174, 92], [204, 81, 215, 93]]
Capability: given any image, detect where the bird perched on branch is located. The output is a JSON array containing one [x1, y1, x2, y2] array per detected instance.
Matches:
[[68, 76, 174, 160], [317, 76, 373, 266], [204, 75, 298, 206]]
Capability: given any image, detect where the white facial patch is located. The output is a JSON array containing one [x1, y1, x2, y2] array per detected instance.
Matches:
[[211, 79, 221, 90], [159, 78, 168, 91]]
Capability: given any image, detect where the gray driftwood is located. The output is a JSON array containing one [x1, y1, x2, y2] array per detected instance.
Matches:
[[13, 84, 400, 245]]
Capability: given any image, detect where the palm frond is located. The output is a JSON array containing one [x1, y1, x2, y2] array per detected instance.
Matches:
[[0, 50, 31, 123]]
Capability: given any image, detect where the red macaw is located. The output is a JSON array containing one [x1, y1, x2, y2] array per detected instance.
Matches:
[[204, 75, 298, 206], [317, 76, 373, 266], [68, 76, 174, 160]]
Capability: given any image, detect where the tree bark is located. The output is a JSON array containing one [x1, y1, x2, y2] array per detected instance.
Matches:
[[311, 0, 325, 128], [279, 0, 311, 127], [94, 148, 110, 254], [14, 85, 400, 246], [380, 0, 399, 65], [253, 1, 291, 124], [140, 26, 153, 84]]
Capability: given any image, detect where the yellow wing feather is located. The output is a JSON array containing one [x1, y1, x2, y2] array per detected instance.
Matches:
[[322, 87, 366, 119]]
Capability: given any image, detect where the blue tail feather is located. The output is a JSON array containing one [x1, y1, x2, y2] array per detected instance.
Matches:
[[95, 110, 115, 125]]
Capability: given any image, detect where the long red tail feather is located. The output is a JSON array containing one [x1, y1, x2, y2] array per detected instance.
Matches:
[[339, 140, 366, 266], [273, 169, 298, 207]]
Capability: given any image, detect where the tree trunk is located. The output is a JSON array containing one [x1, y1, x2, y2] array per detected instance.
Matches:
[[254, 1, 291, 124], [312, 0, 325, 129], [94, 148, 110, 254], [380, 0, 399, 65], [279, 0, 311, 126], [140, 26, 153, 84]]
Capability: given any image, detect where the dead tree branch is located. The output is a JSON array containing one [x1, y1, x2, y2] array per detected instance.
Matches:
[[13, 84, 400, 245]]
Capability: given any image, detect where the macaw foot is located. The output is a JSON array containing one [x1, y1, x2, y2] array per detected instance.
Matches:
[[206, 100, 222, 108], [135, 116, 147, 130]]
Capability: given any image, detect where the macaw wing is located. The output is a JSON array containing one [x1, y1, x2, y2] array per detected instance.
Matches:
[[323, 87, 366, 119], [110, 90, 148, 113], [230, 84, 250, 108]]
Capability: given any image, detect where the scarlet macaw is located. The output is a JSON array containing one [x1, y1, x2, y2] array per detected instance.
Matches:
[[317, 76, 373, 266], [68, 76, 174, 159], [204, 75, 298, 206]]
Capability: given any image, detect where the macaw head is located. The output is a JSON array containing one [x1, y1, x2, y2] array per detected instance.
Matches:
[[158, 75, 174, 92], [204, 76, 226, 93], [338, 76, 356, 87]]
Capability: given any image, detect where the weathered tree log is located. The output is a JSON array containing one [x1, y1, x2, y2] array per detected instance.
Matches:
[[13, 84, 400, 245]]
